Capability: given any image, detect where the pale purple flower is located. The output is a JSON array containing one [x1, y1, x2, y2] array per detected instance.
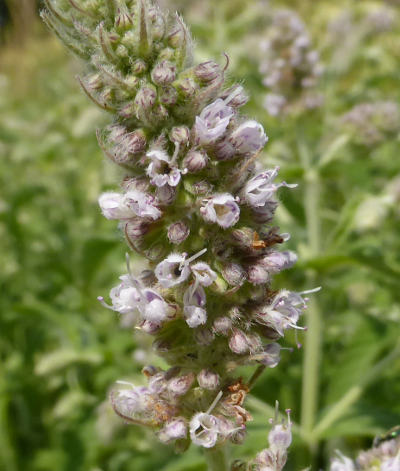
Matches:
[[200, 193, 240, 229], [119, 190, 162, 220], [146, 150, 181, 188], [191, 262, 217, 286], [158, 418, 188, 443], [155, 253, 191, 288], [260, 251, 298, 273], [229, 120, 268, 154], [244, 167, 297, 208], [168, 373, 195, 396], [256, 290, 308, 336], [195, 99, 234, 145], [183, 284, 207, 328], [381, 455, 400, 471], [189, 412, 221, 448], [257, 343, 281, 368]]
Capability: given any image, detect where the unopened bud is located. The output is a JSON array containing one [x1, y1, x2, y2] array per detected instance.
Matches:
[[197, 369, 220, 390], [222, 85, 249, 108], [194, 327, 215, 345], [229, 329, 250, 354], [247, 263, 269, 285], [135, 85, 157, 110], [230, 428, 247, 445], [221, 262, 247, 286], [170, 126, 190, 145], [168, 26, 185, 48], [231, 460, 247, 471], [168, 372, 195, 396], [191, 180, 213, 195], [158, 418, 188, 443], [231, 227, 254, 249], [160, 86, 178, 105], [194, 61, 221, 82], [125, 219, 151, 241], [115, 7, 133, 30], [151, 60, 177, 85], [125, 129, 147, 154], [139, 320, 161, 334], [131, 59, 147, 75], [214, 139, 236, 161], [213, 316, 232, 336], [167, 221, 190, 244], [174, 77, 198, 98], [142, 365, 158, 377], [182, 149, 208, 173], [116, 44, 129, 58], [152, 339, 171, 353], [87, 73, 103, 90]]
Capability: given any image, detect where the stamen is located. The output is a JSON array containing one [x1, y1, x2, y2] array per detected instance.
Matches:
[[97, 296, 114, 310], [116, 380, 135, 388], [186, 248, 207, 264], [206, 390, 223, 415], [299, 286, 322, 296]]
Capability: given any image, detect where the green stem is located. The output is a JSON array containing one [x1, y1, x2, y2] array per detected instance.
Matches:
[[204, 446, 229, 471], [311, 342, 400, 439], [300, 143, 322, 447]]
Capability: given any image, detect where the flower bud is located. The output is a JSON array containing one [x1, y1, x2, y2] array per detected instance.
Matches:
[[247, 263, 270, 285], [131, 59, 147, 75], [229, 120, 268, 155], [125, 218, 151, 241], [197, 369, 220, 390], [231, 460, 247, 471], [157, 185, 177, 205], [168, 372, 195, 396], [152, 338, 171, 353], [221, 85, 249, 108], [142, 365, 158, 377], [221, 262, 247, 286], [194, 61, 222, 82], [191, 180, 213, 195], [168, 25, 185, 48], [160, 86, 178, 106], [174, 77, 198, 98], [213, 316, 232, 336], [229, 329, 250, 354], [115, 6, 133, 30], [182, 149, 208, 173], [170, 126, 190, 145], [158, 418, 188, 443], [230, 428, 247, 445], [167, 221, 190, 245], [214, 139, 236, 161], [87, 73, 103, 90], [138, 269, 157, 287], [139, 320, 162, 334], [194, 327, 215, 346], [151, 60, 177, 85], [135, 85, 157, 110]]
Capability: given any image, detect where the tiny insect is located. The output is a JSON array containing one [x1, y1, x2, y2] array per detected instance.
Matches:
[[373, 425, 400, 447]]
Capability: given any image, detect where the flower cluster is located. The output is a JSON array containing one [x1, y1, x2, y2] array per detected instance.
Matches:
[[330, 432, 400, 471], [42, 0, 309, 456], [340, 101, 400, 147], [259, 9, 323, 116]]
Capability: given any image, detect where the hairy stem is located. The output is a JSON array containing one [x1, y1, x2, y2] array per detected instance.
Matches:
[[204, 446, 229, 471]]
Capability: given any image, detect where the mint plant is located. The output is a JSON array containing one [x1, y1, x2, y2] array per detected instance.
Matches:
[[40, 0, 318, 469]]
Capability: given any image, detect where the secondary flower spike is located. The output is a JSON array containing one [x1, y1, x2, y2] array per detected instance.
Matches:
[[41, 0, 313, 461]]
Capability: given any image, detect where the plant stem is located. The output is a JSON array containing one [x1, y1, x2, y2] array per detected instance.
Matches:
[[204, 446, 229, 471], [300, 147, 322, 448]]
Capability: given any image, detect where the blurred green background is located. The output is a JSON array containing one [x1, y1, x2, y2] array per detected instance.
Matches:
[[1, 1, 400, 470]]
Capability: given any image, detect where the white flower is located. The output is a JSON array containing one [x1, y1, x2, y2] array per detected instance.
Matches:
[[195, 99, 234, 145], [138, 288, 170, 323], [191, 262, 217, 286], [200, 193, 240, 229], [189, 413, 220, 448], [329, 453, 355, 471], [183, 284, 207, 328], [146, 150, 181, 188], [99, 192, 133, 219], [229, 120, 268, 154], [109, 275, 141, 314], [155, 253, 191, 288]]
